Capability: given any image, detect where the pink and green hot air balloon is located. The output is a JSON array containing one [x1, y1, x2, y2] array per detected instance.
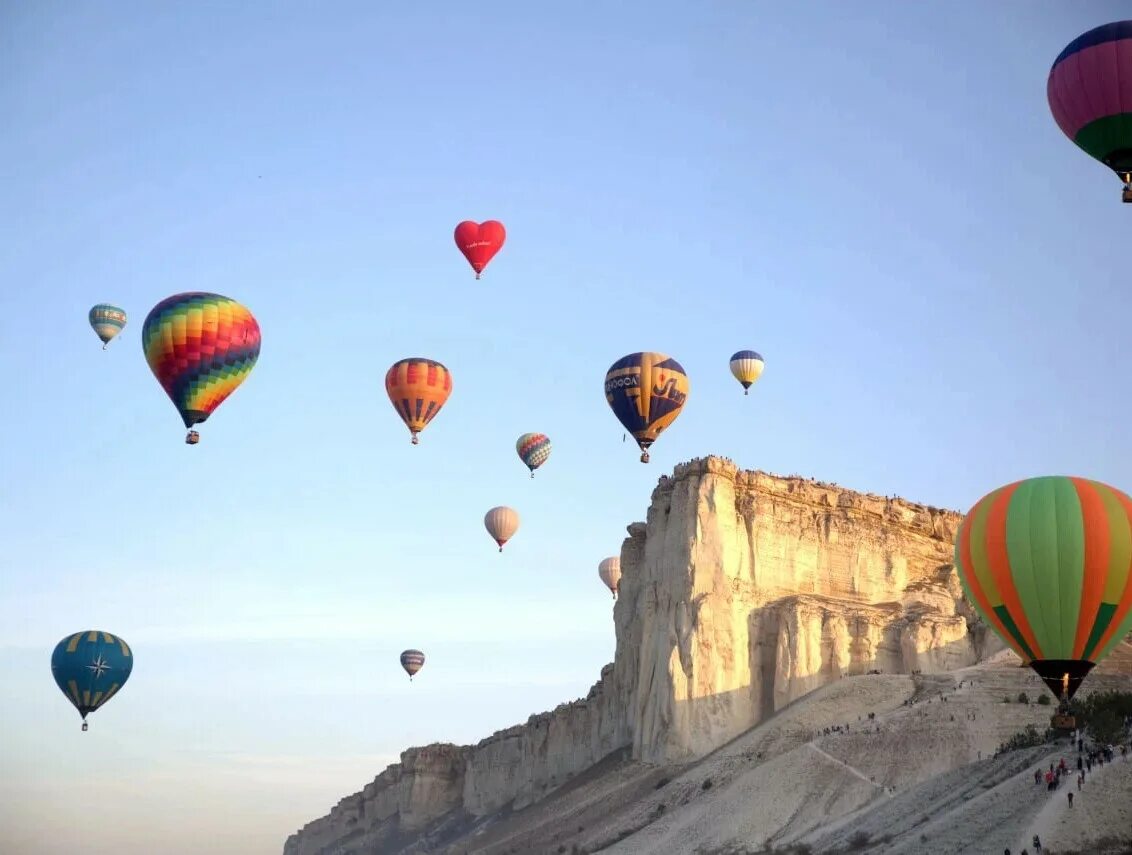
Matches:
[[1047, 20, 1132, 201]]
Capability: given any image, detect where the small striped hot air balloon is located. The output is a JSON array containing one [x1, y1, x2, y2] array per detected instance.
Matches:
[[385, 358, 453, 445], [516, 433, 551, 478], [141, 292, 261, 445], [598, 556, 621, 599], [88, 304, 127, 350], [484, 506, 519, 552], [50, 630, 133, 731], [728, 350, 764, 395], [400, 649, 425, 681], [954, 476, 1132, 703], [1047, 20, 1132, 201]]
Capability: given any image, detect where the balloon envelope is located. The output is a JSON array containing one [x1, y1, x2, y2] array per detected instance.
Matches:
[[385, 358, 452, 444], [454, 220, 506, 278], [516, 432, 552, 476], [729, 350, 764, 393], [954, 476, 1132, 701], [598, 556, 621, 596], [51, 630, 133, 727], [141, 292, 261, 432], [484, 506, 520, 551], [1047, 21, 1132, 178], [604, 352, 689, 462], [88, 304, 127, 348], [400, 649, 425, 678]]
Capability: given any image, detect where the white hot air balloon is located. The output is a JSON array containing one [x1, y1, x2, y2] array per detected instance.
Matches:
[[484, 506, 520, 552], [598, 556, 621, 598]]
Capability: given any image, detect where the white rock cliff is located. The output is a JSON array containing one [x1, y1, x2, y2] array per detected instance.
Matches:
[[284, 457, 1010, 854]]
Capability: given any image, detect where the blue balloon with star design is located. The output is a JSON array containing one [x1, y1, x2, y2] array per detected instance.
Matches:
[[51, 630, 133, 730]]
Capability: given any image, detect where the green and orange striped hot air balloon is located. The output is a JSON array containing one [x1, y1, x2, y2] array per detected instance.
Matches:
[[954, 476, 1132, 702]]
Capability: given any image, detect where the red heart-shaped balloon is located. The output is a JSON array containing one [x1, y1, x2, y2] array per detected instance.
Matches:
[[454, 220, 506, 278]]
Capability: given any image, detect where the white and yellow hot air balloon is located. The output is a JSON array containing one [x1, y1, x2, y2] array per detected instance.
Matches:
[[728, 350, 764, 395], [484, 506, 520, 552], [598, 556, 621, 598]]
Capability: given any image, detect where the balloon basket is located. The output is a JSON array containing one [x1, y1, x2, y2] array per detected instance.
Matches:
[[81, 722, 88, 732], [411, 434, 419, 445]]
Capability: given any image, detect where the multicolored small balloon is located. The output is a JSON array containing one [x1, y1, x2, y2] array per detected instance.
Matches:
[[729, 350, 764, 395], [51, 630, 133, 731], [141, 292, 261, 444], [516, 433, 552, 478], [400, 649, 425, 681], [88, 304, 127, 350]]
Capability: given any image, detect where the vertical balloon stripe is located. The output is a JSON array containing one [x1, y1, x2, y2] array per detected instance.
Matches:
[[957, 493, 1025, 656], [1070, 478, 1111, 658], [1089, 488, 1132, 659], [984, 484, 1044, 656]]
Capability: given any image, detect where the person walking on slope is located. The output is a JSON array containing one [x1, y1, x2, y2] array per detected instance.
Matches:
[[1033, 833, 1042, 852], [1067, 791, 1073, 808]]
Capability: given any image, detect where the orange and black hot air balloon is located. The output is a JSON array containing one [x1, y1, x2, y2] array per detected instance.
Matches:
[[385, 358, 452, 444], [954, 476, 1132, 702]]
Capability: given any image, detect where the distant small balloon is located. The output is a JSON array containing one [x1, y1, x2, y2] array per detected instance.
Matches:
[[598, 556, 621, 599], [516, 433, 552, 478], [729, 350, 764, 395], [88, 304, 127, 350], [400, 649, 425, 681], [454, 220, 506, 279], [50, 630, 133, 731], [484, 506, 520, 552], [385, 358, 453, 444]]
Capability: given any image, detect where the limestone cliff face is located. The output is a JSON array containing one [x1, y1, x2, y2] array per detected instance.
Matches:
[[284, 457, 1004, 853], [615, 457, 976, 764]]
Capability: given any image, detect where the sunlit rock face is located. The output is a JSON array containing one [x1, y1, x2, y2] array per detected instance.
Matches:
[[284, 456, 1021, 853]]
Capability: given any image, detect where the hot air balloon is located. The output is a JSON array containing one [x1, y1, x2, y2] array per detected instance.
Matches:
[[604, 352, 689, 463], [400, 649, 425, 680], [454, 220, 506, 278], [484, 506, 519, 552], [516, 433, 551, 478], [729, 350, 764, 395], [598, 556, 621, 599], [1047, 21, 1132, 202], [141, 292, 261, 444], [954, 476, 1132, 706], [385, 358, 452, 444], [51, 630, 133, 731], [88, 304, 127, 350]]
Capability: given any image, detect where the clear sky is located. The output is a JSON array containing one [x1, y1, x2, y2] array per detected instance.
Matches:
[[2, 2, 1131, 853]]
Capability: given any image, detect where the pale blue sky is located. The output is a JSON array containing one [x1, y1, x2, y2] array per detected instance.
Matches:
[[3, 3, 1131, 853]]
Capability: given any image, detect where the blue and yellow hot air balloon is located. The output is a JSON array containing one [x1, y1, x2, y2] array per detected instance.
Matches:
[[604, 352, 689, 463], [729, 350, 764, 395], [88, 304, 127, 350], [50, 630, 133, 731]]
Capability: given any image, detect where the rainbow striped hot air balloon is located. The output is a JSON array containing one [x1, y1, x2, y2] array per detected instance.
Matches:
[[516, 433, 551, 478], [141, 292, 261, 444], [604, 352, 689, 463], [400, 649, 425, 681], [50, 630, 133, 731], [729, 350, 764, 395], [385, 358, 452, 445], [1047, 20, 1132, 200], [88, 304, 127, 350], [954, 476, 1132, 703]]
